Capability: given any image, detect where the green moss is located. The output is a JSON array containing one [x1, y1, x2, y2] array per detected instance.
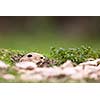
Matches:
[[50, 45, 100, 65], [0, 48, 26, 65]]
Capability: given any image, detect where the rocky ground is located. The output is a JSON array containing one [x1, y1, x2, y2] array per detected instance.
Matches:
[[0, 53, 100, 82]]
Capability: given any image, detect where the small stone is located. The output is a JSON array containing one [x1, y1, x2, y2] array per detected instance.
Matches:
[[84, 65, 97, 74], [97, 64, 100, 69], [79, 59, 100, 66], [2, 74, 15, 80], [71, 73, 84, 80], [17, 69, 33, 74], [34, 68, 46, 74], [75, 65, 84, 72], [88, 73, 98, 80], [60, 60, 74, 69], [15, 61, 37, 70], [20, 73, 43, 81], [95, 59, 100, 65], [61, 67, 77, 76], [96, 69, 100, 76], [87, 58, 95, 61], [41, 67, 62, 77]]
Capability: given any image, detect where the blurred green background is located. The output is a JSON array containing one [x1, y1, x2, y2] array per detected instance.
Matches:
[[0, 16, 100, 55]]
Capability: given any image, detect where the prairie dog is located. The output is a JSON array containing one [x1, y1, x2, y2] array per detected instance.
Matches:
[[19, 52, 46, 64]]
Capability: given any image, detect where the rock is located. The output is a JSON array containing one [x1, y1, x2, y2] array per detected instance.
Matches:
[[2, 74, 15, 80], [70, 73, 84, 80], [61, 67, 77, 76], [34, 68, 46, 74], [60, 60, 74, 69], [95, 59, 100, 65], [86, 58, 95, 61], [15, 61, 37, 70], [41, 67, 62, 77], [79, 59, 100, 66], [15, 68, 27, 74], [97, 64, 100, 69], [20, 73, 43, 81], [84, 65, 97, 74], [75, 65, 84, 72], [0, 61, 9, 69], [17, 69, 35, 74], [88, 73, 98, 80], [96, 69, 100, 76]]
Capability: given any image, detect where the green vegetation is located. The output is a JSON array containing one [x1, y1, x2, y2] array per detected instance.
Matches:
[[50, 45, 100, 65], [0, 45, 100, 66], [0, 48, 26, 65]]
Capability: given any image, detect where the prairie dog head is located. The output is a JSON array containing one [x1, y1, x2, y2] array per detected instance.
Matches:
[[19, 52, 46, 64]]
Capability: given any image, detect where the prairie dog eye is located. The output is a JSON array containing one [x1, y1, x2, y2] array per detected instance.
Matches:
[[27, 54, 32, 57], [40, 57, 43, 59]]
